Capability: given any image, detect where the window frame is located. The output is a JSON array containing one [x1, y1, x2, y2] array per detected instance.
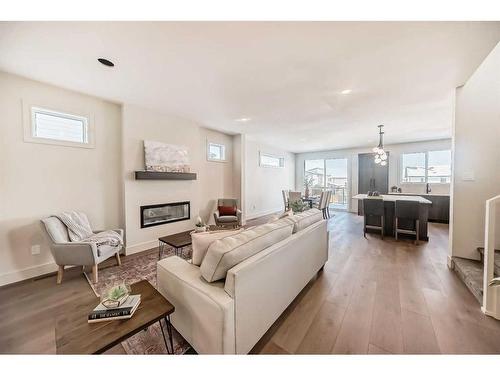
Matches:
[[23, 101, 94, 149], [207, 142, 227, 162], [259, 152, 285, 168], [400, 150, 451, 184]]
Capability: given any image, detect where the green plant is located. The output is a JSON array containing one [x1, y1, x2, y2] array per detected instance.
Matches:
[[290, 200, 307, 213], [108, 284, 129, 300]]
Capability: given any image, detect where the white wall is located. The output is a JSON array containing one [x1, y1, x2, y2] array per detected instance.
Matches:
[[244, 137, 295, 219], [295, 139, 452, 212], [0, 72, 123, 285], [122, 104, 234, 254], [450, 42, 500, 260]]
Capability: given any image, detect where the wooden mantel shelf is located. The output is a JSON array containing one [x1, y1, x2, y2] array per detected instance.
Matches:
[[134, 171, 197, 180]]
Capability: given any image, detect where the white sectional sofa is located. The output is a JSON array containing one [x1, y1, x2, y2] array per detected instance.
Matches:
[[156, 209, 328, 354]]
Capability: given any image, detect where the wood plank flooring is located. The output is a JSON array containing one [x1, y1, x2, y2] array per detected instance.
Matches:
[[2, 211, 500, 354], [252, 211, 500, 354]]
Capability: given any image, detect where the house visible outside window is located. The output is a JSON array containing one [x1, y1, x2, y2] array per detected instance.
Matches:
[[207, 142, 226, 161], [401, 150, 451, 183], [23, 104, 93, 148], [259, 152, 284, 168]]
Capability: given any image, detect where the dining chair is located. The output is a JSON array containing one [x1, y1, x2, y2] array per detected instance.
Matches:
[[288, 191, 302, 205], [362, 198, 385, 239], [282, 190, 289, 211], [325, 190, 332, 219], [394, 200, 420, 245]]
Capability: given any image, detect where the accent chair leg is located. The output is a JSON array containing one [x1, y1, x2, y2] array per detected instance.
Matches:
[[92, 264, 98, 283], [115, 253, 122, 266], [57, 265, 64, 284]]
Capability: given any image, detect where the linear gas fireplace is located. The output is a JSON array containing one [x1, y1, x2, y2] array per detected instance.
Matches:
[[140, 201, 190, 228]]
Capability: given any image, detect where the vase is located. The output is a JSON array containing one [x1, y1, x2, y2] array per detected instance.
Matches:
[[194, 226, 206, 233]]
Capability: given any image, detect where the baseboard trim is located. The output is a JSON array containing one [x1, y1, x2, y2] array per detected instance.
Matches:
[[0, 261, 59, 287], [125, 240, 158, 255]]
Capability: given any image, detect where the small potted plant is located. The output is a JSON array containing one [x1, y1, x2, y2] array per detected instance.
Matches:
[[195, 216, 206, 232]]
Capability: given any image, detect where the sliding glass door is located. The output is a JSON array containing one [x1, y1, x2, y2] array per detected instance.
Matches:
[[304, 158, 349, 210], [326, 159, 348, 209]]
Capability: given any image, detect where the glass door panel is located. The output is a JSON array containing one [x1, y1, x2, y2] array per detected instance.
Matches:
[[325, 158, 348, 209], [304, 159, 325, 197]]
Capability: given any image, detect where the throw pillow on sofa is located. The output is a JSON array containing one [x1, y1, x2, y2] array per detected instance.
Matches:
[[284, 208, 323, 233], [191, 228, 243, 266], [200, 220, 294, 282]]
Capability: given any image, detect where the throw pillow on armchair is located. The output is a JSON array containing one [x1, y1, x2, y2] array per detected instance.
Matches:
[[218, 206, 237, 216]]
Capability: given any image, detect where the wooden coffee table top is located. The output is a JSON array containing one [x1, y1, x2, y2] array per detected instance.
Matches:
[[158, 226, 234, 249], [159, 230, 193, 248], [55, 280, 174, 354]]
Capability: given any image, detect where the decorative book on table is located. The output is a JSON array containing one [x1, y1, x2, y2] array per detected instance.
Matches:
[[88, 294, 141, 323]]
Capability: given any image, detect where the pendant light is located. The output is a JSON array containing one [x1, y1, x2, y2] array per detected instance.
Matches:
[[372, 125, 387, 166]]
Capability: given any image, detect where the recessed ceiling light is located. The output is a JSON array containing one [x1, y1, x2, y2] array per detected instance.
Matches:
[[98, 58, 115, 67], [341, 89, 352, 95], [235, 117, 251, 122]]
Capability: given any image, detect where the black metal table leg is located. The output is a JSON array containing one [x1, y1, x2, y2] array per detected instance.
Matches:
[[165, 316, 174, 353], [159, 317, 174, 354]]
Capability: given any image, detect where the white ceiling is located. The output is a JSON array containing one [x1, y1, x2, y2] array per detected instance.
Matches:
[[1, 22, 499, 153]]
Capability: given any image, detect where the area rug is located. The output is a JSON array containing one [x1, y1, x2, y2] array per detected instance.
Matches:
[[84, 246, 193, 355]]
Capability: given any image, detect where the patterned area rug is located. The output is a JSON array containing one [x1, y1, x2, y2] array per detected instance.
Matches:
[[84, 246, 193, 355]]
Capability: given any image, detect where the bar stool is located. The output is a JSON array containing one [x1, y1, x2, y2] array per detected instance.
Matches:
[[394, 200, 420, 245], [363, 198, 385, 239]]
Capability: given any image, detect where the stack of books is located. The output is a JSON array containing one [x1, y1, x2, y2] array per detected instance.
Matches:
[[88, 294, 141, 323]]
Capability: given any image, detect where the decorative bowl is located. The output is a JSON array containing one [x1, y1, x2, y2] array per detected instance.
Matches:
[[101, 284, 131, 308]]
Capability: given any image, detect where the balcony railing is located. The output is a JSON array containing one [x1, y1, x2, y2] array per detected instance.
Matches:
[[309, 186, 348, 206]]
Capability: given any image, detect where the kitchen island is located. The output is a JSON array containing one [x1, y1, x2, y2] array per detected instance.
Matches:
[[353, 194, 432, 241]]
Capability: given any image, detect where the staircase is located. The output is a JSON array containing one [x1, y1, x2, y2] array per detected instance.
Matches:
[[452, 247, 500, 304]]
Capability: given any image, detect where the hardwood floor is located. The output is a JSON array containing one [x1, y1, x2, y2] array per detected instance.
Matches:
[[252, 211, 500, 354], [1, 211, 500, 354]]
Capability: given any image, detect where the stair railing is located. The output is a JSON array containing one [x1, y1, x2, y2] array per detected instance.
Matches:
[[482, 194, 500, 319]]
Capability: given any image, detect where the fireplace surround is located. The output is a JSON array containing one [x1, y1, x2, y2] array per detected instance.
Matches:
[[140, 201, 190, 228]]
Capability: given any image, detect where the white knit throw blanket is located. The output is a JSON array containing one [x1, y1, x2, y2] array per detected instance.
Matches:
[[56, 211, 123, 248]]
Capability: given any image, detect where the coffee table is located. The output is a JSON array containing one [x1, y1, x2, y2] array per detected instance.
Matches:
[[55, 280, 175, 354], [158, 226, 235, 260], [158, 230, 193, 260]]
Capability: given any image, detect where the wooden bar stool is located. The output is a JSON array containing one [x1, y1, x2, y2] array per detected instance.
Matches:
[[363, 198, 385, 239], [395, 200, 420, 245]]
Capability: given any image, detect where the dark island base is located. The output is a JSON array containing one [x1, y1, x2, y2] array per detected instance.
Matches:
[[359, 200, 429, 241]]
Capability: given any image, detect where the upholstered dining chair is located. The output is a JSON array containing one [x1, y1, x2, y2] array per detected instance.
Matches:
[[282, 190, 289, 211], [41, 217, 123, 284], [213, 198, 242, 228]]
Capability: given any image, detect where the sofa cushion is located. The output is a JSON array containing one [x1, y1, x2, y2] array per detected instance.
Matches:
[[267, 209, 294, 224], [191, 228, 243, 266], [284, 208, 323, 233], [200, 220, 294, 282]]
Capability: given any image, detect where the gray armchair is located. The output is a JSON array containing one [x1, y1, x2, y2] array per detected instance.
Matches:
[[213, 198, 242, 228], [41, 216, 123, 284]]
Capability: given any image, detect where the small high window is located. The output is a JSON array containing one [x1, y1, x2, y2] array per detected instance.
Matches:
[[207, 142, 226, 162], [260, 152, 285, 168], [24, 106, 92, 148]]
